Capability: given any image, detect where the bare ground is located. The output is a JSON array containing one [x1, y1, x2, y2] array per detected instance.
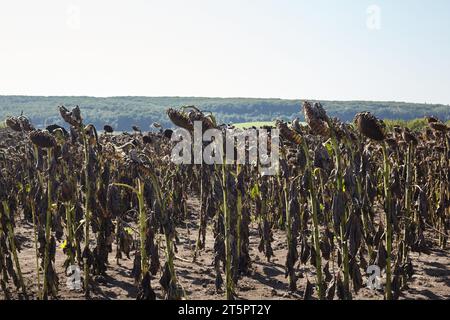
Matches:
[[2, 197, 449, 300]]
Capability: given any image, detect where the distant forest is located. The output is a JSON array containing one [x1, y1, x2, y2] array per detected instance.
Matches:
[[1, 96, 449, 131]]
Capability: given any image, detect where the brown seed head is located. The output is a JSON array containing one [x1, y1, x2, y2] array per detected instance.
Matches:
[[402, 129, 418, 145], [59, 106, 83, 127], [163, 129, 173, 140], [302, 101, 330, 137], [354, 112, 386, 141], [385, 137, 398, 148], [5, 117, 22, 132], [18, 116, 35, 132], [104, 125, 114, 133], [143, 135, 153, 144], [167, 108, 194, 131], [30, 130, 57, 149], [429, 122, 448, 132], [276, 120, 303, 145], [5, 116, 34, 132], [426, 116, 439, 124], [188, 109, 216, 131]]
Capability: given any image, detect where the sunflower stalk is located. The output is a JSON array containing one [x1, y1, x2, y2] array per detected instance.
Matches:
[[147, 171, 181, 299], [42, 148, 54, 299], [114, 180, 149, 276], [81, 130, 91, 297], [381, 143, 393, 300], [30, 145, 42, 297], [221, 160, 233, 300], [194, 164, 205, 261], [64, 203, 75, 266], [329, 124, 351, 300], [1, 201, 27, 297], [137, 179, 149, 275], [403, 142, 413, 264], [236, 164, 243, 265], [30, 201, 41, 298], [283, 175, 296, 291], [300, 140, 324, 299]]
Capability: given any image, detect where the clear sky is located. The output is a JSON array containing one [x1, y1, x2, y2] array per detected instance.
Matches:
[[0, 0, 449, 104]]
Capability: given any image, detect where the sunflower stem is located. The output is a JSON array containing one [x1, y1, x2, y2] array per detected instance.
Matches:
[[329, 126, 351, 300], [42, 148, 53, 300], [301, 140, 324, 299], [82, 131, 91, 297], [1, 201, 27, 297], [382, 143, 393, 300], [222, 160, 233, 300]]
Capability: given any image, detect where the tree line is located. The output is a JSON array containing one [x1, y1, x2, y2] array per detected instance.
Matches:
[[1, 96, 449, 132]]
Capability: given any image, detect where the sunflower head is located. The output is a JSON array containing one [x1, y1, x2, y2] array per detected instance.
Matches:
[[426, 116, 439, 124], [30, 130, 57, 149], [402, 128, 418, 145], [59, 105, 83, 127], [6, 116, 35, 132], [5, 117, 22, 132], [354, 112, 386, 141], [167, 108, 194, 131], [276, 120, 303, 146], [429, 122, 448, 133], [303, 101, 330, 137], [104, 125, 114, 133]]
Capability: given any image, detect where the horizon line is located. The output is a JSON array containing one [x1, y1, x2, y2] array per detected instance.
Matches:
[[0, 94, 448, 107]]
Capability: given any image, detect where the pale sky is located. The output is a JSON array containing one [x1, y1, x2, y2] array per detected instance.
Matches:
[[0, 0, 449, 104]]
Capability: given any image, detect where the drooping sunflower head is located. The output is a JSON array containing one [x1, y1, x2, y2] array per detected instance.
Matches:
[[104, 125, 114, 134], [303, 101, 330, 137], [5, 117, 22, 132], [167, 108, 194, 131], [401, 128, 418, 145], [425, 116, 439, 124], [59, 105, 83, 127], [354, 112, 386, 142], [429, 122, 448, 133], [276, 120, 303, 146], [30, 130, 57, 149], [187, 107, 216, 131], [5, 115, 35, 132], [143, 134, 153, 144], [163, 129, 174, 140], [18, 116, 35, 132]]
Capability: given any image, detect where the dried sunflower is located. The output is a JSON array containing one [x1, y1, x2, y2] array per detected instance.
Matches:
[[402, 129, 418, 145], [188, 108, 216, 131], [167, 108, 194, 131], [103, 125, 114, 133], [163, 129, 174, 140], [46, 124, 68, 136], [30, 130, 57, 149], [354, 112, 386, 141], [303, 101, 330, 137], [276, 120, 303, 145], [5, 117, 22, 132], [426, 116, 439, 124], [59, 106, 83, 127], [429, 122, 448, 132], [143, 135, 153, 144]]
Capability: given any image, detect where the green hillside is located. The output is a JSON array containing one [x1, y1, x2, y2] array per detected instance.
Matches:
[[1, 96, 449, 131]]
